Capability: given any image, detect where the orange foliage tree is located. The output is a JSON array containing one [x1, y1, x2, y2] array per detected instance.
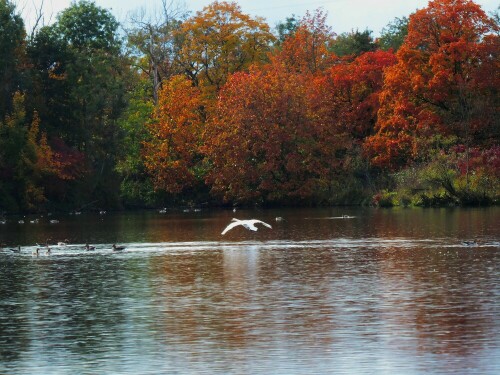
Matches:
[[143, 75, 205, 194], [365, 0, 499, 169], [277, 8, 336, 74], [176, 1, 275, 95], [204, 62, 345, 204]]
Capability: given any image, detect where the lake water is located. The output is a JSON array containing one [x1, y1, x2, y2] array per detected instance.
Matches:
[[1, 207, 499, 374]]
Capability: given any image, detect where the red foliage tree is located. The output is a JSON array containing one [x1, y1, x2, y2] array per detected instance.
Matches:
[[365, 0, 499, 169], [313, 50, 397, 141], [204, 62, 344, 204]]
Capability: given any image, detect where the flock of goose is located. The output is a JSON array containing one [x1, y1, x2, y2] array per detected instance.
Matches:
[[0, 242, 126, 256], [0, 217, 275, 255], [1, 212, 484, 255], [0, 210, 113, 254], [0, 210, 109, 226]]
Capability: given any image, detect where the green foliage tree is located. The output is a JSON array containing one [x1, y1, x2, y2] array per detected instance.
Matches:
[[378, 16, 409, 52], [56, 0, 120, 52], [330, 29, 376, 57], [0, 93, 70, 212], [27, 25, 71, 139], [28, 0, 133, 209], [275, 15, 299, 44], [0, 0, 26, 119], [115, 79, 158, 207]]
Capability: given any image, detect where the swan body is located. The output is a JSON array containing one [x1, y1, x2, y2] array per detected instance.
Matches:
[[221, 218, 272, 235]]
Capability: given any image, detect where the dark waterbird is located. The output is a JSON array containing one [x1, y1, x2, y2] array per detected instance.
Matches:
[[9, 245, 21, 253], [462, 240, 478, 247]]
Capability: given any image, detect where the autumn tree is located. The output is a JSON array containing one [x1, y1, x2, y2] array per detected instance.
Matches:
[[143, 1, 275, 202], [366, 0, 499, 170], [176, 1, 275, 95], [307, 50, 397, 202], [365, 0, 499, 205], [144, 75, 206, 197], [315, 50, 397, 141], [0, 93, 74, 211], [277, 8, 335, 74], [204, 62, 345, 205]]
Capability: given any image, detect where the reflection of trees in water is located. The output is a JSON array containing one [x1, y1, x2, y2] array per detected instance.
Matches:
[[368, 207, 499, 239], [149, 248, 340, 351], [1, 208, 498, 371], [31, 257, 131, 357], [263, 239, 498, 369], [375, 244, 498, 358], [0, 258, 32, 362], [0, 256, 137, 363], [150, 239, 499, 365]]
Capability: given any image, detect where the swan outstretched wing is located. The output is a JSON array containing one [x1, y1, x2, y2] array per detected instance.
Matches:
[[221, 219, 272, 235], [221, 221, 242, 235], [253, 220, 272, 229]]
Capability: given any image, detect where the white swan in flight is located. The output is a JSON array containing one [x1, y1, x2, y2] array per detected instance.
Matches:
[[221, 218, 272, 235]]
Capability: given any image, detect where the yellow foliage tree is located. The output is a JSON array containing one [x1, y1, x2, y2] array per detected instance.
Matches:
[[176, 1, 275, 96]]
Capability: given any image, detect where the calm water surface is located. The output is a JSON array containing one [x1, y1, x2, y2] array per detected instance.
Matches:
[[0, 207, 499, 374]]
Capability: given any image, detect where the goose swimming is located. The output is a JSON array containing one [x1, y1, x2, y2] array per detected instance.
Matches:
[[221, 218, 272, 235], [10, 245, 21, 253], [462, 240, 478, 247]]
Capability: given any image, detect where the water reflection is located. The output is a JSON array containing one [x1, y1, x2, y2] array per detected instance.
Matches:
[[0, 208, 499, 374]]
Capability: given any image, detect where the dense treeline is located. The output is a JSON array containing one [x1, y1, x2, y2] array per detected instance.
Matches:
[[0, 0, 498, 213]]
